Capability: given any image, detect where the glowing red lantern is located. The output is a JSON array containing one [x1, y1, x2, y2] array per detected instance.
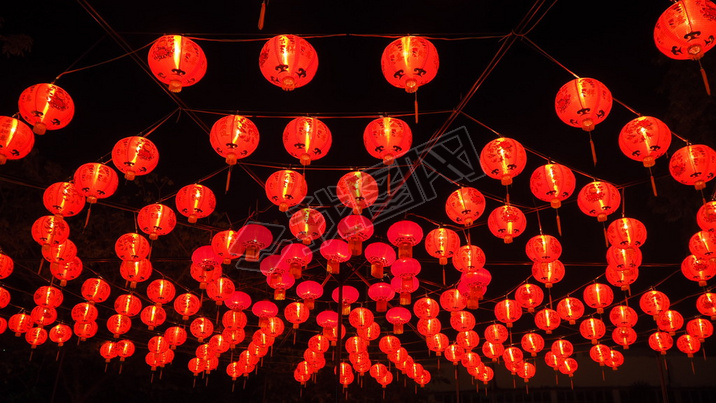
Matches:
[[252, 300, 279, 328], [336, 171, 379, 215], [43, 182, 85, 219], [8, 313, 32, 336], [381, 36, 438, 93], [391, 257, 421, 292], [583, 283, 614, 314], [452, 244, 486, 273], [106, 314, 131, 338], [440, 289, 467, 313], [450, 311, 475, 332], [190, 317, 214, 342], [25, 327, 48, 349], [368, 282, 395, 312], [515, 283, 544, 313], [119, 259, 153, 288], [590, 344, 611, 366], [535, 308, 561, 334], [265, 169, 307, 212], [656, 310, 684, 335], [425, 333, 448, 356], [284, 302, 310, 329], [147, 279, 176, 307], [280, 243, 312, 279], [494, 299, 522, 328], [606, 245, 642, 270], [363, 117, 412, 165], [577, 181, 621, 222], [609, 305, 638, 328], [116, 340, 135, 361], [289, 208, 326, 245], [282, 117, 331, 166], [422, 228, 459, 266], [456, 330, 480, 352], [71, 302, 98, 323], [267, 272, 295, 301], [697, 201, 716, 232], [689, 230, 716, 260], [207, 277, 235, 305], [479, 137, 527, 186], [417, 318, 442, 336], [654, 0, 716, 61], [669, 144, 716, 190], [332, 285, 360, 316], [31, 215, 70, 252], [295, 280, 323, 310], [260, 35, 318, 91], [49, 323, 72, 346], [175, 184, 216, 223], [81, 278, 110, 305], [580, 317, 607, 344], [682, 254, 716, 285], [111, 136, 159, 180], [18, 83, 74, 134], [530, 163, 576, 208], [386, 307, 411, 334], [618, 116, 672, 167], [50, 256, 83, 286], [364, 242, 396, 279], [192, 245, 223, 270], [73, 163, 119, 204], [640, 290, 671, 319], [0, 116, 34, 164], [34, 285, 63, 308], [414, 297, 440, 319], [532, 260, 565, 288], [31, 306, 56, 327], [521, 332, 545, 357], [148, 35, 206, 92], [649, 331, 674, 355], [525, 234, 562, 263], [445, 187, 485, 226], [0, 253, 13, 280], [337, 214, 374, 255], [551, 339, 574, 358], [222, 310, 248, 330], [487, 205, 527, 244], [174, 293, 201, 320], [482, 341, 504, 362], [115, 233, 150, 262], [209, 114, 260, 165], [391, 276, 419, 305], [235, 223, 273, 262], [687, 318, 714, 342], [73, 321, 98, 341], [225, 291, 251, 312], [445, 343, 465, 366], [557, 296, 585, 325], [607, 217, 647, 248], [137, 203, 176, 240], [677, 334, 702, 357], [0, 287, 9, 309], [210, 230, 239, 265], [141, 305, 166, 330], [114, 294, 142, 317], [555, 77, 612, 131], [320, 239, 351, 274]]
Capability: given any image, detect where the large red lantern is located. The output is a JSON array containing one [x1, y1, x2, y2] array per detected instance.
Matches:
[[686, 318, 714, 342], [391, 276, 419, 305], [73, 163, 119, 204], [209, 115, 260, 165], [211, 230, 240, 265], [0, 116, 34, 164], [31, 215, 70, 252], [681, 254, 716, 286], [606, 246, 642, 271], [487, 205, 527, 244], [656, 310, 684, 335], [284, 302, 310, 329], [137, 203, 176, 240], [381, 36, 439, 93], [557, 296, 585, 325], [114, 233, 150, 262], [259, 35, 318, 91], [31, 306, 56, 327], [283, 117, 331, 165], [424, 228, 460, 265], [677, 334, 702, 358], [479, 137, 527, 186], [280, 243, 313, 279], [654, 0, 716, 61], [583, 283, 614, 314], [440, 289, 467, 313], [452, 244, 486, 273], [450, 311, 475, 332], [174, 293, 201, 320], [551, 339, 574, 358], [73, 321, 98, 341], [368, 283, 395, 312], [555, 77, 612, 131], [51, 256, 83, 286], [336, 171, 379, 215], [530, 163, 576, 209], [445, 187, 485, 226], [612, 326, 638, 349], [49, 323, 72, 346], [364, 242, 396, 279], [320, 239, 351, 274], [387, 220, 424, 258], [26, 327, 48, 349], [175, 184, 216, 223], [618, 116, 672, 167], [640, 290, 671, 319], [111, 136, 159, 180], [18, 83, 74, 134], [0, 254, 13, 280], [190, 317, 214, 342], [141, 305, 167, 330], [148, 35, 206, 92], [445, 343, 465, 366], [106, 314, 132, 338], [114, 294, 142, 317], [147, 279, 176, 307], [609, 305, 638, 328], [482, 341, 504, 362], [669, 144, 716, 190], [296, 281, 323, 310], [494, 299, 522, 328], [265, 169, 307, 212], [225, 291, 252, 312], [206, 277, 235, 305], [337, 215, 374, 255], [43, 182, 85, 219], [515, 283, 544, 313], [607, 217, 647, 248], [289, 208, 326, 245], [235, 223, 273, 262], [535, 308, 561, 334], [34, 285, 63, 308], [267, 272, 295, 300], [531, 260, 565, 288], [385, 307, 411, 334], [580, 317, 607, 344], [332, 286, 359, 315], [689, 230, 716, 260], [577, 181, 621, 222], [648, 331, 674, 355], [417, 318, 442, 336], [391, 257, 422, 291], [525, 234, 562, 263], [697, 201, 716, 232], [521, 332, 545, 357], [119, 259, 153, 288], [363, 117, 412, 165]]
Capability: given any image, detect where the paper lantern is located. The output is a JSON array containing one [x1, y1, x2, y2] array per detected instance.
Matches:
[[235, 223, 273, 262], [114, 294, 142, 317], [515, 283, 544, 313], [494, 299, 522, 328], [225, 291, 252, 312], [137, 203, 176, 240], [425, 333, 448, 356], [368, 282, 395, 312], [440, 289, 467, 313], [206, 277, 235, 305], [607, 217, 647, 248], [364, 242, 396, 279], [557, 296, 585, 325], [31, 306, 56, 327], [0, 287, 9, 309], [656, 310, 684, 335], [479, 137, 527, 186], [580, 317, 607, 344], [456, 330, 480, 352], [106, 314, 131, 338], [689, 231, 716, 260], [49, 323, 72, 346], [265, 169, 307, 212], [111, 136, 159, 180], [259, 35, 318, 91], [531, 260, 565, 288], [252, 301, 279, 329], [337, 215, 374, 255], [81, 278, 111, 304], [332, 285, 359, 316], [363, 117, 412, 165], [0, 116, 34, 164], [669, 144, 716, 190], [0, 253, 13, 280], [115, 233, 150, 262], [525, 234, 562, 263], [697, 201, 716, 232], [280, 243, 313, 279], [8, 313, 32, 336], [50, 256, 83, 286], [606, 265, 639, 292], [445, 343, 465, 366], [175, 184, 216, 223], [583, 283, 614, 314], [413, 297, 440, 320], [73, 321, 98, 341], [577, 181, 621, 222], [502, 346, 524, 369], [487, 205, 527, 244], [34, 285, 63, 308], [119, 259, 153, 288], [190, 317, 214, 342], [387, 220, 423, 259], [482, 341, 504, 362], [450, 311, 476, 332], [209, 115, 260, 165], [319, 239, 351, 275], [71, 302, 98, 323], [174, 293, 201, 320], [43, 182, 85, 219], [452, 244, 486, 273], [281, 116, 332, 166], [445, 187, 485, 226], [681, 254, 716, 286], [210, 230, 240, 265], [148, 35, 206, 92], [677, 334, 702, 357], [686, 317, 714, 342], [25, 327, 48, 349], [417, 318, 442, 337], [609, 305, 638, 328], [222, 310, 248, 331], [295, 280, 323, 311], [267, 272, 295, 300], [336, 171, 379, 215], [606, 245, 642, 271], [289, 208, 326, 245], [612, 326, 638, 350], [381, 36, 438, 93], [18, 83, 74, 134], [146, 279, 176, 307], [391, 276, 419, 305], [618, 116, 672, 167], [649, 331, 674, 355], [31, 215, 70, 252], [555, 77, 612, 131], [73, 163, 119, 204], [423, 228, 459, 265], [551, 339, 574, 358], [640, 290, 671, 319], [283, 302, 309, 329], [535, 308, 561, 334], [521, 332, 545, 357], [386, 307, 411, 334], [530, 163, 576, 208], [654, 0, 716, 60], [140, 306, 166, 330], [590, 344, 612, 366], [391, 257, 421, 290]]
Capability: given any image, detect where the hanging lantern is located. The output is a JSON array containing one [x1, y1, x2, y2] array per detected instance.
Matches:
[[73, 163, 119, 204], [452, 244, 486, 273], [73, 321, 98, 341], [114, 294, 142, 317], [141, 305, 166, 330], [368, 282, 395, 312], [555, 77, 612, 131], [336, 171, 379, 215], [482, 341, 504, 362], [148, 35, 206, 92], [280, 243, 312, 279], [417, 318, 442, 336], [364, 242, 396, 279], [525, 234, 562, 263], [618, 116, 672, 167], [381, 36, 438, 93], [115, 233, 150, 262], [337, 215, 374, 255], [259, 34, 318, 91], [175, 184, 216, 223], [49, 323, 72, 346], [589, 344, 612, 366], [607, 217, 647, 248], [111, 136, 159, 180], [530, 163, 576, 209], [332, 286, 360, 315], [459, 269, 491, 309], [265, 169, 307, 212], [0, 116, 34, 164], [551, 339, 574, 359], [385, 306, 411, 334], [557, 296, 585, 325], [656, 310, 685, 335], [363, 117, 412, 165], [319, 239, 351, 275], [209, 115, 260, 165], [173, 293, 201, 321], [697, 201, 716, 232], [494, 299, 522, 328], [73, 303, 99, 324], [137, 203, 176, 240], [146, 279, 176, 307], [654, 0, 716, 61], [31, 306, 56, 327], [282, 117, 331, 166], [456, 330, 480, 352], [106, 314, 132, 338], [211, 230, 240, 265], [669, 144, 716, 190], [487, 205, 527, 244], [531, 260, 565, 288], [686, 318, 714, 342], [426, 333, 448, 356], [0, 287, 9, 309], [225, 291, 252, 312], [580, 317, 607, 344], [440, 289, 467, 313], [577, 181, 621, 222], [289, 208, 326, 244], [606, 265, 639, 293], [689, 230, 716, 260], [534, 308, 561, 334], [445, 343, 465, 366], [387, 220, 423, 259], [235, 223, 273, 262], [640, 290, 671, 319], [521, 332, 545, 357], [34, 285, 63, 308], [267, 272, 295, 300], [43, 182, 85, 219], [424, 228, 460, 265], [450, 311, 476, 332], [119, 259, 153, 288], [414, 297, 440, 320], [609, 305, 638, 328], [25, 327, 48, 349], [606, 245, 642, 271], [583, 283, 614, 314], [81, 278, 111, 305], [18, 83, 74, 134], [681, 254, 716, 286], [190, 317, 214, 342], [515, 283, 544, 313], [296, 280, 323, 310], [612, 326, 638, 349], [391, 276, 419, 306], [649, 331, 674, 355], [222, 310, 248, 331], [50, 256, 83, 286], [391, 257, 422, 294], [32, 215, 70, 252], [206, 277, 235, 305], [479, 137, 527, 186], [315, 310, 339, 340], [283, 302, 310, 330], [677, 334, 702, 358], [445, 187, 485, 226]]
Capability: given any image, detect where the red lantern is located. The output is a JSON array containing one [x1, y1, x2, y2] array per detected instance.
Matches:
[[445, 343, 465, 366], [669, 144, 716, 190], [557, 297, 585, 325], [115, 233, 150, 262], [689, 230, 716, 260], [43, 182, 85, 220], [386, 307, 411, 334], [296, 280, 323, 310], [515, 283, 544, 313], [609, 305, 638, 328], [697, 201, 716, 232], [530, 163, 576, 209], [445, 187, 486, 226], [381, 36, 438, 93], [0, 253, 13, 280], [192, 246, 223, 271], [225, 291, 251, 312], [265, 169, 307, 212], [210, 230, 240, 265], [577, 181, 621, 222], [612, 326, 637, 349], [551, 339, 574, 358], [555, 77, 612, 131], [363, 117, 412, 165], [106, 314, 132, 338], [282, 117, 331, 166], [137, 203, 176, 241], [337, 215, 374, 256], [494, 299, 522, 328], [457, 330, 481, 352], [174, 293, 201, 320], [336, 171, 379, 215], [521, 332, 545, 357], [686, 318, 714, 342], [535, 308, 561, 334], [49, 323, 72, 346], [424, 228, 460, 265], [580, 317, 606, 344], [73, 163, 119, 204], [190, 317, 214, 342], [583, 283, 614, 314], [284, 302, 310, 329], [81, 278, 111, 305], [681, 254, 716, 286], [607, 265, 639, 292], [365, 242, 396, 279], [487, 205, 527, 244], [414, 297, 440, 319], [207, 277, 235, 305], [368, 282, 395, 312], [50, 256, 83, 286], [267, 272, 295, 300], [73, 321, 98, 341], [332, 286, 359, 316], [222, 310, 248, 330], [618, 116, 672, 167], [502, 346, 524, 369], [0, 116, 34, 164], [525, 234, 562, 263], [640, 290, 671, 319], [259, 35, 318, 91], [25, 327, 48, 349], [606, 246, 642, 271], [148, 35, 206, 92], [280, 243, 313, 279], [31, 306, 56, 327], [111, 136, 159, 180], [119, 259, 153, 288], [482, 341, 504, 362], [114, 294, 142, 317], [289, 208, 326, 245], [391, 276, 419, 305], [18, 83, 74, 134], [649, 331, 674, 355], [34, 285, 63, 308], [450, 311, 475, 332], [320, 239, 351, 275], [479, 137, 527, 186], [147, 279, 176, 307], [532, 260, 565, 288], [654, 0, 716, 60], [0, 287, 9, 309], [677, 334, 702, 357], [391, 257, 422, 292], [116, 340, 135, 361], [426, 333, 449, 356], [417, 318, 442, 336], [252, 300, 279, 328], [452, 244, 486, 273], [656, 310, 684, 335], [8, 313, 32, 336], [440, 289, 467, 313], [175, 184, 216, 223], [590, 344, 612, 366], [235, 223, 273, 262], [209, 115, 260, 165], [141, 305, 166, 330], [607, 217, 647, 248], [31, 215, 70, 252], [357, 322, 381, 342], [71, 302, 98, 323]]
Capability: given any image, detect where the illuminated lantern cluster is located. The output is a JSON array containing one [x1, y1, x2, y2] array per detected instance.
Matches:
[[363, 117, 412, 165], [381, 36, 439, 93], [259, 35, 318, 91], [0, 116, 34, 164], [148, 35, 207, 92], [18, 83, 74, 135], [669, 144, 716, 190], [283, 117, 331, 165], [111, 136, 159, 180], [445, 187, 485, 226], [487, 204, 527, 244], [209, 115, 260, 166], [175, 184, 216, 223], [577, 181, 621, 222], [479, 137, 527, 186]]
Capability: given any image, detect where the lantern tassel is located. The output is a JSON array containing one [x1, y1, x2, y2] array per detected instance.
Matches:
[[414, 92, 419, 124], [649, 168, 658, 197], [232, 381, 236, 393], [699, 60, 711, 96], [83, 204, 93, 229], [691, 359, 696, 374], [118, 363, 123, 374], [258, 0, 267, 30], [442, 266, 446, 286], [603, 225, 609, 248], [525, 383, 529, 395], [555, 209, 562, 237], [589, 132, 597, 166], [225, 166, 233, 194], [37, 259, 44, 275], [104, 362, 108, 373], [570, 379, 574, 390], [192, 377, 197, 388], [387, 168, 391, 197]]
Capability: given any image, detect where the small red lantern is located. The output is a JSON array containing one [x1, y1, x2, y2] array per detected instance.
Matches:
[[525, 234, 562, 263], [148, 35, 206, 92], [115, 233, 150, 262], [607, 217, 647, 248], [618, 116, 672, 167], [426, 333, 448, 356], [363, 117, 412, 165], [494, 299, 522, 328], [259, 35, 318, 91], [689, 231, 716, 260], [669, 144, 716, 190], [190, 317, 214, 342], [580, 317, 607, 344], [337, 215, 374, 255], [677, 334, 702, 358], [654, 0, 716, 61], [530, 163, 576, 209], [612, 326, 637, 349], [452, 244, 486, 273], [211, 230, 240, 265], [73, 321, 98, 341], [265, 169, 307, 212], [515, 283, 544, 313], [681, 254, 716, 286], [391, 276, 419, 305], [73, 163, 119, 204], [424, 228, 460, 265], [332, 285, 360, 315], [686, 318, 714, 342], [590, 344, 612, 366], [364, 242, 396, 279], [482, 341, 504, 362], [583, 283, 614, 314], [417, 318, 442, 336], [381, 36, 439, 93], [387, 220, 424, 259], [697, 201, 716, 232], [280, 243, 313, 279], [609, 305, 638, 328], [577, 181, 621, 222], [206, 277, 235, 305], [557, 296, 585, 325], [222, 310, 248, 330], [34, 285, 63, 308], [656, 310, 684, 335], [521, 332, 545, 357], [606, 246, 642, 271], [106, 314, 132, 338], [235, 223, 273, 262], [18, 83, 74, 134], [555, 77, 612, 131], [81, 278, 111, 304], [71, 302, 98, 323], [386, 306, 411, 334], [296, 280, 323, 310], [640, 290, 671, 319], [445, 343, 465, 366], [0, 253, 13, 280], [535, 308, 561, 334], [282, 117, 331, 166], [49, 323, 72, 346], [0, 116, 34, 164], [320, 239, 351, 274], [209, 115, 260, 165], [32, 215, 70, 252], [450, 311, 476, 332], [445, 187, 485, 226], [175, 184, 216, 223], [8, 313, 33, 336], [174, 293, 201, 320], [284, 302, 310, 329], [479, 137, 527, 186], [119, 259, 153, 288], [147, 279, 176, 307], [531, 260, 565, 288], [336, 171, 379, 215], [26, 327, 48, 349], [391, 257, 422, 292], [225, 291, 251, 312], [43, 182, 85, 219], [487, 205, 527, 244], [551, 339, 574, 358], [606, 267, 638, 295], [649, 331, 674, 355], [440, 289, 467, 313], [111, 136, 159, 180], [0, 287, 9, 309], [457, 330, 480, 351], [50, 256, 83, 286], [289, 208, 326, 245], [368, 282, 395, 312], [267, 272, 295, 300], [116, 339, 135, 361], [114, 294, 142, 317], [141, 305, 167, 330], [414, 296, 440, 319], [31, 306, 56, 327], [137, 203, 177, 240], [348, 307, 374, 330]]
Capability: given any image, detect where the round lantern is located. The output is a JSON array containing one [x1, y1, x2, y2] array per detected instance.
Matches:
[[681, 254, 716, 286], [697, 292, 716, 319], [368, 282, 395, 312], [365, 242, 397, 279], [235, 223, 273, 262], [190, 317, 214, 342], [387, 220, 424, 258], [640, 290, 671, 319], [284, 302, 309, 329], [211, 230, 240, 265], [289, 208, 326, 244], [222, 310, 248, 330], [363, 117, 412, 165], [148, 35, 206, 92], [521, 332, 545, 357], [336, 171, 378, 215], [689, 230, 716, 260], [43, 182, 85, 219], [115, 233, 150, 262], [140, 305, 166, 330], [49, 323, 72, 346], [259, 35, 318, 91], [654, 0, 716, 61], [225, 291, 252, 312], [531, 260, 565, 288], [618, 116, 672, 167], [557, 296, 585, 325], [606, 265, 639, 293], [111, 136, 159, 180], [580, 317, 607, 344], [607, 217, 647, 248], [452, 244, 486, 273], [535, 308, 561, 334], [32, 215, 70, 252], [445, 343, 465, 366], [381, 36, 439, 93], [697, 201, 716, 232], [283, 117, 331, 165], [73, 321, 98, 341], [482, 341, 504, 362], [488, 205, 527, 244], [114, 294, 142, 317], [31, 306, 56, 327], [18, 83, 74, 134], [280, 243, 313, 279], [0, 116, 34, 164], [80, 278, 111, 305], [73, 163, 119, 204], [0, 287, 10, 309], [583, 283, 614, 314], [445, 187, 486, 226], [267, 272, 295, 300], [119, 259, 153, 288], [687, 318, 714, 342], [417, 318, 442, 336], [146, 279, 176, 307], [457, 330, 480, 352], [530, 163, 576, 209], [551, 339, 574, 358], [426, 333, 448, 355], [515, 283, 544, 313], [391, 257, 422, 291], [555, 77, 612, 131], [51, 256, 83, 286], [391, 276, 419, 305], [337, 214, 374, 255], [440, 289, 467, 313], [296, 280, 323, 310], [386, 306, 411, 334], [175, 184, 216, 223], [656, 310, 685, 335], [331, 285, 359, 315], [34, 285, 63, 308], [174, 293, 201, 320], [206, 277, 235, 305], [414, 297, 440, 320], [609, 305, 638, 328], [320, 239, 351, 275], [677, 334, 702, 358], [669, 144, 716, 190], [612, 326, 638, 349], [26, 327, 48, 349], [0, 254, 12, 281], [424, 228, 460, 265], [606, 245, 642, 271], [649, 331, 674, 355], [450, 311, 476, 332], [577, 181, 621, 222], [137, 203, 176, 240], [265, 169, 307, 212], [479, 137, 527, 186], [525, 234, 562, 263], [494, 299, 522, 328], [209, 115, 260, 165], [106, 314, 131, 338]]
